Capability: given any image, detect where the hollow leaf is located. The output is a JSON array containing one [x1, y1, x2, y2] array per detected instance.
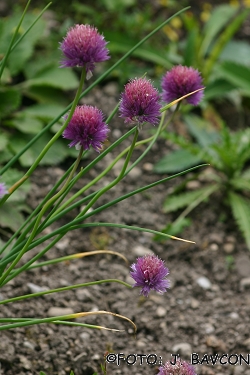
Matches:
[[229, 192, 250, 250], [154, 218, 191, 242]]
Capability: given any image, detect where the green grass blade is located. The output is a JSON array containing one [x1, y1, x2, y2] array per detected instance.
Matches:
[[229, 192, 250, 250]]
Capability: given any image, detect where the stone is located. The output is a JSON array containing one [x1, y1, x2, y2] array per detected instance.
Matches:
[[196, 276, 212, 290], [223, 242, 235, 254], [27, 283, 49, 293], [240, 277, 250, 291], [156, 306, 167, 317], [47, 307, 74, 317], [172, 342, 192, 357], [133, 245, 154, 257], [236, 254, 250, 277], [190, 298, 200, 309]]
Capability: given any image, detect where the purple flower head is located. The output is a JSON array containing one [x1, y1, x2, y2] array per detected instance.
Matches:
[[60, 24, 110, 79], [161, 65, 204, 106], [158, 359, 197, 375], [0, 182, 8, 198], [119, 77, 161, 126], [63, 105, 109, 153], [130, 254, 170, 297]]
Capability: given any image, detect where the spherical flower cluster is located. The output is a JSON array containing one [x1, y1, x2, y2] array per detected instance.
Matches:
[[130, 254, 170, 297], [60, 24, 110, 79], [119, 77, 161, 126], [161, 65, 204, 106], [0, 182, 8, 198], [157, 359, 197, 375], [63, 105, 109, 153]]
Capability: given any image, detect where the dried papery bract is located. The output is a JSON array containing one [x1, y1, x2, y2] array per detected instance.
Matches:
[[161, 65, 204, 106]]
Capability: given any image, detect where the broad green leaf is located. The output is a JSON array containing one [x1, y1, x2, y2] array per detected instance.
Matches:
[[229, 192, 250, 250], [154, 149, 203, 174], [0, 88, 21, 118], [163, 185, 218, 213], [200, 4, 237, 58], [0, 133, 9, 151], [10, 133, 72, 167], [183, 114, 221, 147], [19, 103, 66, 121], [0, 203, 25, 232], [2, 168, 30, 202], [23, 86, 68, 104], [231, 178, 250, 192], [25, 66, 79, 90], [220, 40, 250, 66], [204, 79, 237, 100], [0, 12, 46, 75], [9, 116, 43, 134], [216, 61, 250, 93]]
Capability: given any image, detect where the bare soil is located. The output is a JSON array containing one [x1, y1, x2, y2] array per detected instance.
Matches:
[[1, 82, 250, 375]]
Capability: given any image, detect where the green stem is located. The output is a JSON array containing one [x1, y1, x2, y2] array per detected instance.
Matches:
[[0, 279, 132, 305], [75, 128, 139, 220], [0, 148, 83, 284]]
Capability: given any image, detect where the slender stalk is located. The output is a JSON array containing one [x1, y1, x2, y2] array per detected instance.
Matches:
[[0, 279, 132, 305]]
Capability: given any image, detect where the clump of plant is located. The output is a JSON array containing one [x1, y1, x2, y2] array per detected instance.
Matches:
[[0, 0, 206, 347], [154, 63, 250, 249]]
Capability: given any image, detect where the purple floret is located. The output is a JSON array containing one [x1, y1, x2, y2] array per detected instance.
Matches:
[[157, 359, 197, 375], [119, 77, 161, 126], [0, 182, 8, 198], [161, 65, 204, 106], [63, 105, 109, 153], [60, 24, 110, 78], [130, 254, 170, 297]]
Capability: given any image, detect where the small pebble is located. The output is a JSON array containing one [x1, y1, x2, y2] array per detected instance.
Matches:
[[190, 298, 199, 309], [143, 163, 153, 172], [223, 242, 235, 253], [27, 283, 49, 294], [133, 245, 154, 257], [47, 307, 74, 317], [172, 342, 192, 357], [80, 332, 90, 342], [240, 277, 250, 291], [196, 276, 212, 290], [156, 306, 167, 317], [229, 312, 239, 320]]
